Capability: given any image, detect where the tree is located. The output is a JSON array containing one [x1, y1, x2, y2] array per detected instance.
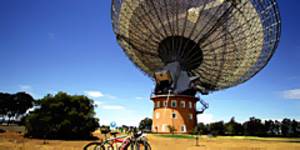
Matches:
[[243, 117, 265, 136], [25, 92, 99, 140], [273, 120, 281, 136], [0, 93, 11, 123], [264, 120, 278, 137], [281, 118, 292, 137], [209, 121, 225, 136], [193, 123, 209, 135], [291, 120, 300, 137], [11, 92, 34, 117], [225, 117, 243, 136], [139, 118, 152, 131], [0, 92, 34, 125]]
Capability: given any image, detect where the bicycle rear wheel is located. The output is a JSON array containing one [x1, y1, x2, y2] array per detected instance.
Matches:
[[83, 142, 104, 150]]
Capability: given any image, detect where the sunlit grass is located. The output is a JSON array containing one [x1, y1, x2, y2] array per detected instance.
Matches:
[[154, 134, 300, 142], [215, 136, 300, 142], [155, 134, 195, 139]]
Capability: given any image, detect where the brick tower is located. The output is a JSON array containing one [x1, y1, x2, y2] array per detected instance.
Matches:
[[151, 95, 199, 133]]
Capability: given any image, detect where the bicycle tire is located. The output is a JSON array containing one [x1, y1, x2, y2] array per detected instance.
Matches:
[[134, 140, 151, 150], [101, 142, 114, 150], [83, 142, 104, 150]]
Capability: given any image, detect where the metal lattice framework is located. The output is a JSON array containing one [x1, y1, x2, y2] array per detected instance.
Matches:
[[111, 0, 281, 93]]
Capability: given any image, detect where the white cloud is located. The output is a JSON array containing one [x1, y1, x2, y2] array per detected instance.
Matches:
[[282, 89, 300, 100], [135, 97, 145, 100], [197, 113, 214, 124], [84, 90, 118, 100], [96, 109, 145, 126], [93, 100, 124, 110], [84, 91, 104, 98], [101, 105, 125, 110], [105, 94, 117, 99]]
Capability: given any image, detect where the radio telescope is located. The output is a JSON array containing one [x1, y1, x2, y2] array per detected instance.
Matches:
[[111, 0, 281, 133]]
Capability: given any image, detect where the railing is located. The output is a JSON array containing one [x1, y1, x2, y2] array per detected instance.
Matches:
[[196, 97, 209, 114]]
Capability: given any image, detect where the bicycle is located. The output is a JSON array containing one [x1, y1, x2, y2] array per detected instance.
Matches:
[[83, 130, 151, 150]]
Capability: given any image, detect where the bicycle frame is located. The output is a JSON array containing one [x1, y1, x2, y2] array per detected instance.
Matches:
[[103, 132, 148, 150], [100, 134, 129, 150]]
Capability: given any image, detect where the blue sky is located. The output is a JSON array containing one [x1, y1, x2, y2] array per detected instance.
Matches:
[[0, 0, 299, 126]]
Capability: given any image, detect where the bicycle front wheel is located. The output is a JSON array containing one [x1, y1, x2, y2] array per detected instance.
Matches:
[[101, 142, 114, 150], [134, 141, 151, 150]]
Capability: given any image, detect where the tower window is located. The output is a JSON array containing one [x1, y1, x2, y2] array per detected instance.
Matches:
[[163, 101, 168, 107], [189, 102, 193, 109], [162, 124, 168, 132], [189, 114, 193, 120], [180, 101, 185, 108], [156, 112, 160, 119], [156, 101, 160, 108], [171, 100, 177, 107], [171, 112, 177, 119], [181, 125, 187, 132]]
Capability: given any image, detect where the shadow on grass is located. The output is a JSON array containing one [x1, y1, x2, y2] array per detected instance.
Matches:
[[24, 134, 100, 141], [287, 141, 300, 143]]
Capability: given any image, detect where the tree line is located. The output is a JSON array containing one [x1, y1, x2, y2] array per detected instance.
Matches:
[[137, 117, 300, 137], [2, 91, 299, 139], [194, 117, 300, 137], [0, 91, 99, 140]]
